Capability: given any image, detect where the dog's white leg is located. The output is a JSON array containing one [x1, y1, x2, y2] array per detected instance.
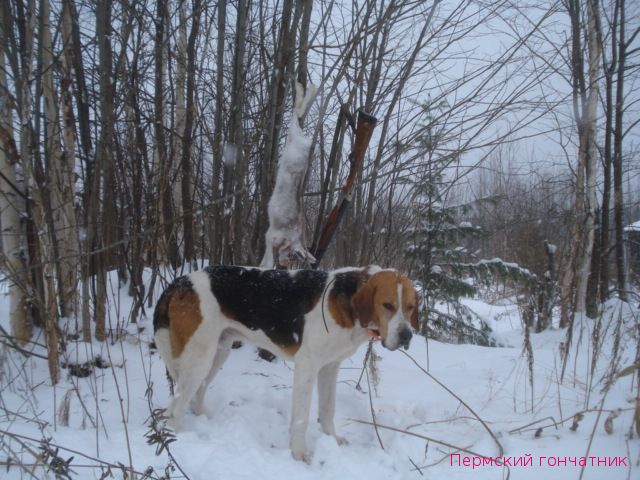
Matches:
[[317, 361, 347, 445], [190, 332, 233, 415], [169, 340, 220, 427], [289, 357, 317, 463], [168, 368, 209, 427]]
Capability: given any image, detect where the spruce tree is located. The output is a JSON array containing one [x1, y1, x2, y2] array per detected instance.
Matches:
[[405, 102, 535, 346]]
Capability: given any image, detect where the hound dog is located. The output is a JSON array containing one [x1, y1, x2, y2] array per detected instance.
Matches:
[[153, 265, 419, 461]]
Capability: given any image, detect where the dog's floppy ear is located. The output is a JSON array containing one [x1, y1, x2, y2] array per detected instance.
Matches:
[[410, 289, 420, 331], [352, 281, 377, 328]]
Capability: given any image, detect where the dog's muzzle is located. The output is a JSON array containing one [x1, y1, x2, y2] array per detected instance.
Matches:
[[382, 325, 413, 351], [398, 327, 412, 350]]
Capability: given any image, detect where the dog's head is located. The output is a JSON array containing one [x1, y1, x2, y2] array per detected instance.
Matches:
[[352, 270, 419, 351]]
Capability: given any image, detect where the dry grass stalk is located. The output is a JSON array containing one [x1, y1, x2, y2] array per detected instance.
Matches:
[[399, 349, 505, 458], [57, 389, 73, 427]]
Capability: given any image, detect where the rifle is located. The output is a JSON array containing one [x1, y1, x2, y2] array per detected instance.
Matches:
[[312, 110, 378, 269]]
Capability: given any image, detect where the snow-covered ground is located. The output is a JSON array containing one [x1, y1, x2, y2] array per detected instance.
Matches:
[[1, 275, 638, 479]]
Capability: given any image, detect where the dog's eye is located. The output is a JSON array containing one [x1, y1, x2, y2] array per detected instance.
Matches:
[[383, 303, 394, 311]]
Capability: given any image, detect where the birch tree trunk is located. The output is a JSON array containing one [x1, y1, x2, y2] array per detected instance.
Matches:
[[613, 0, 628, 300], [56, 0, 94, 340], [12, 0, 60, 381], [60, 0, 81, 320], [559, 0, 602, 381], [598, 11, 615, 303], [559, 0, 601, 328], [43, 0, 79, 319], [0, 13, 31, 341], [573, 0, 601, 315], [13, 0, 46, 333]]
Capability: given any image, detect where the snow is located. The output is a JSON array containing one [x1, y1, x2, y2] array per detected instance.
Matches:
[[475, 257, 535, 280], [0, 273, 638, 480], [223, 143, 237, 168], [431, 265, 443, 274], [624, 220, 640, 232]]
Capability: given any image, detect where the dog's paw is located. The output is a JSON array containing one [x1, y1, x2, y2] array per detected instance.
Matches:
[[190, 404, 211, 418], [334, 435, 349, 446], [291, 449, 312, 464], [166, 416, 183, 431]]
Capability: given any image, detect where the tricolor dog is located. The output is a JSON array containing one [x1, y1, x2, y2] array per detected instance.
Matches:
[[153, 265, 419, 461]]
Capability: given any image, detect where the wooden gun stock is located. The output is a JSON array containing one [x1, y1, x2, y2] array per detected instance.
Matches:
[[342, 111, 377, 193]]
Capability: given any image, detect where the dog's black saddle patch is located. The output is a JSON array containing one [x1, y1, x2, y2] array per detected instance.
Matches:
[[206, 265, 328, 349]]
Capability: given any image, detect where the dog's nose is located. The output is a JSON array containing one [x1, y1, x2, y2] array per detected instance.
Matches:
[[399, 328, 412, 350]]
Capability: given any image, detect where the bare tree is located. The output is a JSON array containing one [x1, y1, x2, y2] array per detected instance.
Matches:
[[559, 0, 601, 329], [91, 0, 116, 342], [253, 0, 299, 259], [228, 0, 250, 264], [208, 0, 226, 264], [180, 0, 202, 268], [156, 0, 180, 269], [611, 0, 635, 299], [0, 5, 30, 341], [41, 0, 79, 319]]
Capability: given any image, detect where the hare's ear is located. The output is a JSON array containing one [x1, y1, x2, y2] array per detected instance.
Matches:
[[352, 281, 377, 328]]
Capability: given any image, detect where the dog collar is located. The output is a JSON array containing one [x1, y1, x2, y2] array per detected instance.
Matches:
[[367, 327, 380, 339]]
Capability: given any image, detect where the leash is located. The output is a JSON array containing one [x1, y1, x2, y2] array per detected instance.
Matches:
[[320, 276, 337, 333], [320, 274, 380, 339]]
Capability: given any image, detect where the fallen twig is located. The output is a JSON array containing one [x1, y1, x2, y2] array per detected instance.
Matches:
[[507, 416, 558, 434], [410, 446, 473, 471], [508, 407, 635, 435], [348, 418, 491, 460], [408, 456, 423, 475]]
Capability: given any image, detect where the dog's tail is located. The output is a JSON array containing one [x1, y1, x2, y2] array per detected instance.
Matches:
[[153, 287, 172, 333], [153, 275, 195, 334]]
